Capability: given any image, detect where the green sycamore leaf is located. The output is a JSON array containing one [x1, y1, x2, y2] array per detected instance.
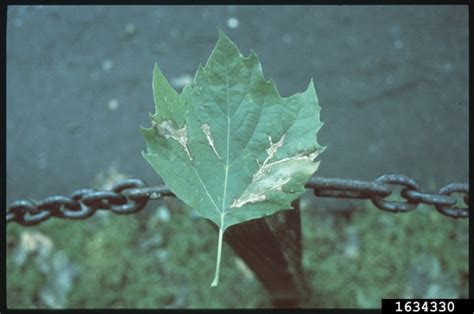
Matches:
[[141, 31, 324, 286]]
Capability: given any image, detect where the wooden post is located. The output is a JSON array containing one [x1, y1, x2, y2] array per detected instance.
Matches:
[[215, 199, 308, 307]]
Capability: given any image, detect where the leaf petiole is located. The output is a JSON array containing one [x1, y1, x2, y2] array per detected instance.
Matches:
[[211, 222, 224, 287]]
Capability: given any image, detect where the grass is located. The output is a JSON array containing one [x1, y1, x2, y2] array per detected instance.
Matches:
[[7, 195, 468, 308], [301, 199, 468, 308]]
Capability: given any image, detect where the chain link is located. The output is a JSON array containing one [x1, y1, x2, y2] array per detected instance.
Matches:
[[6, 174, 468, 226], [6, 179, 173, 226], [305, 174, 469, 218]]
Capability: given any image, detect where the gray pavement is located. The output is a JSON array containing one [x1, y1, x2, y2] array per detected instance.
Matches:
[[7, 5, 468, 209]]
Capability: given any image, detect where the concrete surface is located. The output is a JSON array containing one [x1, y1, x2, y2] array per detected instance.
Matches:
[[6, 5, 468, 209]]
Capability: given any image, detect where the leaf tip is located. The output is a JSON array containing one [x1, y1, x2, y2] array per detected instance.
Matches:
[[307, 77, 317, 92], [215, 29, 239, 51], [217, 27, 227, 39], [152, 62, 162, 80], [217, 28, 232, 46]]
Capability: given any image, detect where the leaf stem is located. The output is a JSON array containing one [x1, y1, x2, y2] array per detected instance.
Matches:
[[211, 223, 224, 287]]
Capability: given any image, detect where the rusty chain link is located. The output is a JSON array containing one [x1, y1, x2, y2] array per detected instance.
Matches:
[[305, 174, 469, 218], [6, 179, 175, 226], [6, 174, 469, 226]]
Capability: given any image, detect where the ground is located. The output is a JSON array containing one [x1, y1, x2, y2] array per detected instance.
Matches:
[[6, 5, 469, 309]]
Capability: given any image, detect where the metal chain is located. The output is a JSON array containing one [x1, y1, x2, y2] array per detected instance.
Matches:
[[6, 179, 175, 226], [305, 174, 469, 218], [6, 174, 469, 226]]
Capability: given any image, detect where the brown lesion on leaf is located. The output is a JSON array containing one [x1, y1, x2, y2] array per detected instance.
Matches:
[[152, 119, 193, 160], [230, 133, 321, 209], [253, 135, 285, 181], [230, 176, 291, 208], [201, 123, 221, 160]]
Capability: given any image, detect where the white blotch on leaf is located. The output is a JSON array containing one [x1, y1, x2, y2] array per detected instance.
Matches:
[[230, 176, 291, 208], [253, 135, 285, 181], [230, 133, 321, 208], [201, 124, 221, 159], [154, 119, 192, 160]]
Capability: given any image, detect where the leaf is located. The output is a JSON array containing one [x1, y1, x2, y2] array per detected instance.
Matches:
[[141, 31, 324, 286]]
